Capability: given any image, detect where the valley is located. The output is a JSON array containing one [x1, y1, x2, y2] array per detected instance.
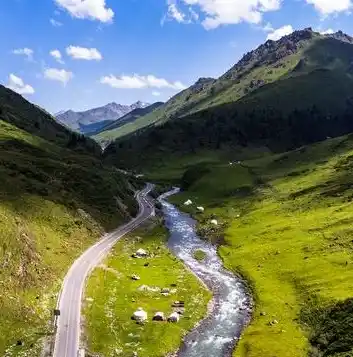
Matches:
[[3, 22, 353, 357]]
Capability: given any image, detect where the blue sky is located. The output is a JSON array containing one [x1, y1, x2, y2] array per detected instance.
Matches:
[[1, 0, 353, 113]]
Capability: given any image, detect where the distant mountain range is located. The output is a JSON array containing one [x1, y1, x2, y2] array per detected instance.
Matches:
[[93, 102, 164, 145], [55, 101, 150, 134]]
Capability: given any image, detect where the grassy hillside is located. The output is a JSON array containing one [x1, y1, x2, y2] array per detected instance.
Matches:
[[146, 134, 353, 357], [0, 88, 138, 356], [102, 29, 353, 143], [104, 30, 353, 170]]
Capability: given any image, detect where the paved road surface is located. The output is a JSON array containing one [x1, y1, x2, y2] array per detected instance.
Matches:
[[53, 184, 154, 357]]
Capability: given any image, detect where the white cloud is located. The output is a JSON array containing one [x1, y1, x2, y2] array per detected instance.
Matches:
[[100, 74, 186, 90], [50, 18, 63, 27], [173, 0, 282, 29], [305, 0, 351, 14], [50, 49, 64, 64], [320, 28, 335, 34], [6, 74, 35, 95], [44, 68, 73, 85], [266, 25, 294, 41], [66, 46, 103, 60], [54, 0, 114, 23], [12, 48, 34, 61], [152, 91, 161, 96], [168, 3, 187, 23]]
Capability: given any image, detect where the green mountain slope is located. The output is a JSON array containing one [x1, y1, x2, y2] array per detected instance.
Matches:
[[0, 87, 137, 356], [104, 29, 353, 169], [103, 28, 353, 143]]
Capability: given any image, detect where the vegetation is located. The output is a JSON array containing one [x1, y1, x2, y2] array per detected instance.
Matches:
[[84, 222, 211, 357], [193, 249, 207, 261], [102, 29, 353, 148], [0, 87, 137, 356], [146, 133, 353, 357]]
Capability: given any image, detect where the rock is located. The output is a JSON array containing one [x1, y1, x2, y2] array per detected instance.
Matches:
[[132, 308, 147, 322], [135, 249, 148, 258], [184, 199, 193, 206], [144, 263, 149, 267], [196, 206, 205, 212], [170, 283, 177, 287], [16, 340, 23, 346], [167, 312, 180, 323], [172, 301, 185, 307], [131, 274, 140, 281], [161, 288, 170, 294], [210, 219, 218, 226], [152, 312, 165, 321], [260, 311, 266, 316]]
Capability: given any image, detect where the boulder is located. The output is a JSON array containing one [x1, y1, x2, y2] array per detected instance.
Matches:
[[210, 219, 218, 226], [135, 249, 148, 257], [184, 200, 193, 206], [161, 288, 171, 294], [152, 312, 165, 321], [132, 308, 147, 322], [131, 274, 140, 281], [168, 312, 180, 323], [172, 301, 185, 307], [196, 206, 205, 212]]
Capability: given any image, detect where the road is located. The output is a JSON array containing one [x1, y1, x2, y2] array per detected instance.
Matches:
[[53, 184, 154, 357]]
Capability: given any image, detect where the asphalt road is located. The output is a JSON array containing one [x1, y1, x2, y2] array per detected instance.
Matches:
[[53, 184, 154, 357]]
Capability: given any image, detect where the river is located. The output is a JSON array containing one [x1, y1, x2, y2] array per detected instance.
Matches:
[[159, 189, 252, 357]]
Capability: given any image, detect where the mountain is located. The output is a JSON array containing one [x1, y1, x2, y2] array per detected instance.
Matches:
[[93, 102, 164, 145], [56, 101, 150, 134], [104, 28, 353, 169], [0, 86, 137, 355]]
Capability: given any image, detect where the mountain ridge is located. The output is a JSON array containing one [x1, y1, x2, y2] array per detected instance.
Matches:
[[56, 100, 150, 134]]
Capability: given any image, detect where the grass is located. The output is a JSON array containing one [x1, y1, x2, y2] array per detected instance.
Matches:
[[84, 221, 211, 357], [147, 133, 353, 357], [0, 119, 137, 356], [193, 249, 207, 261]]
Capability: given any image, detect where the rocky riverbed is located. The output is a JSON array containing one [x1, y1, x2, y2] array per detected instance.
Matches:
[[159, 189, 252, 357]]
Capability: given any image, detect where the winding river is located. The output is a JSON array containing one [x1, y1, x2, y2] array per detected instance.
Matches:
[[159, 189, 252, 357]]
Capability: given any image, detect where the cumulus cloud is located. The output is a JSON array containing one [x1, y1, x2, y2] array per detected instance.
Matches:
[[66, 46, 103, 60], [44, 68, 73, 85], [50, 49, 64, 64], [50, 18, 63, 27], [168, 3, 187, 23], [12, 48, 34, 61], [54, 0, 114, 22], [7, 74, 35, 95], [266, 25, 294, 41], [168, 0, 282, 29], [100, 74, 186, 90], [305, 0, 351, 14]]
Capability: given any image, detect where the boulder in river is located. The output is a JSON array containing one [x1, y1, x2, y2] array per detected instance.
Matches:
[[184, 200, 193, 206]]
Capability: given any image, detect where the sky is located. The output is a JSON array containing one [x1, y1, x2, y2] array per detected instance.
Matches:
[[1, 0, 353, 114]]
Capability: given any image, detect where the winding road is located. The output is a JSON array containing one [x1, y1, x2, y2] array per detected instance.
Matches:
[[53, 184, 154, 357]]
